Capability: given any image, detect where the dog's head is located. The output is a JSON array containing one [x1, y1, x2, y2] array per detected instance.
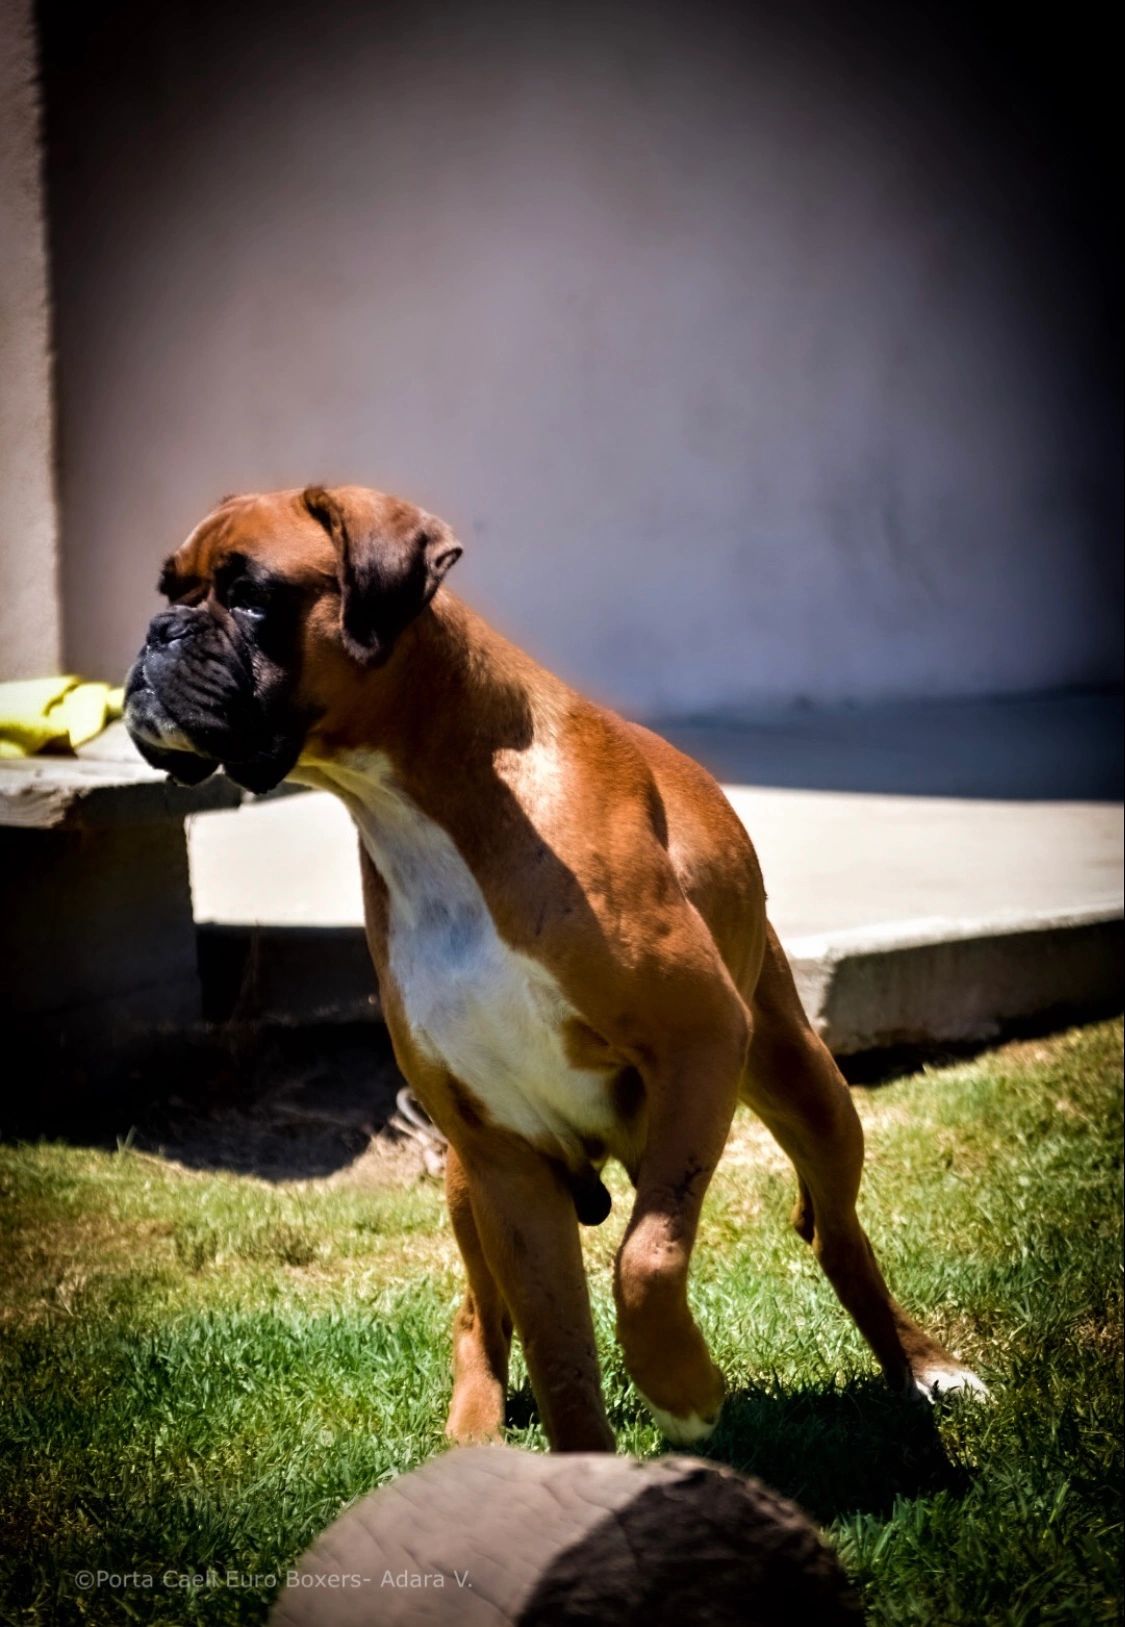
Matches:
[[124, 486, 462, 791]]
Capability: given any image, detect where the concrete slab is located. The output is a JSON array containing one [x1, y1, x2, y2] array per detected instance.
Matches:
[[188, 784, 1123, 942]]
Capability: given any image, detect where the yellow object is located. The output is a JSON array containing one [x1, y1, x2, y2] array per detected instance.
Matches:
[[0, 677, 125, 759]]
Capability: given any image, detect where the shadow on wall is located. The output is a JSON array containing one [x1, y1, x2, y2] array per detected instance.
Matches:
[[656, 690, 1124, 802]]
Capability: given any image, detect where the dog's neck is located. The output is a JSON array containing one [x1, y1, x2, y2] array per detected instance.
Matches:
[[295, 592, 564, 830]]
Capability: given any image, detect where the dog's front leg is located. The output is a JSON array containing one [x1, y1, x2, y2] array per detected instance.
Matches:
[[445, 1144, 513, 1445], [614, 1002, 748, 1444], [460, 1137, 615, 1453]]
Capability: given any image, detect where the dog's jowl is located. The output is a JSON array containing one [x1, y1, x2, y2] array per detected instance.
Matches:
[[126, 484, 987, 1450]]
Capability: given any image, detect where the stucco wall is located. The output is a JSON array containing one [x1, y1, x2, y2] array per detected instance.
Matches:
[[0, 0, 60, 679], [40, 1, 1121, 712]]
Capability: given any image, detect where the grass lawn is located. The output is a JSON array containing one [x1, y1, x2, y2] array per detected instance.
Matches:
[[1, 1018, 1121, 1625]]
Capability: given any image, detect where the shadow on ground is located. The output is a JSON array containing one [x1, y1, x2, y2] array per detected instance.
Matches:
[[506, 1375, 968, 1523], [10, 1009, 1105, 1180], [700, 1378, 971, 1523], [6, 1022, 408, 1181]]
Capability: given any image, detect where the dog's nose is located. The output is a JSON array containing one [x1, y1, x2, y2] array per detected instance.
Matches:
[[147, 608, 197, 647]]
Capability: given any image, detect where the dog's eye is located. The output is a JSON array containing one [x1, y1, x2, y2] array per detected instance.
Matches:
[[226, 583, 269, 621]]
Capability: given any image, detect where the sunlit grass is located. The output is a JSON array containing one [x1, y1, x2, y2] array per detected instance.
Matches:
[[1, 1019, 1121, 1623]]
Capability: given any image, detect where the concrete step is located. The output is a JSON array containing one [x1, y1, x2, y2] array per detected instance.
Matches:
[[196, 908, 1122, 1056], [789, 905, 1122, 1055]]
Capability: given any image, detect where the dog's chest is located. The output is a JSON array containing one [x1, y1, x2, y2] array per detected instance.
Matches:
[[344, 767, 615, 1150]]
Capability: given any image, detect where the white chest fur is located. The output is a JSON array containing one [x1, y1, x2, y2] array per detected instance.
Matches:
[[315, 752, 617, 1156]]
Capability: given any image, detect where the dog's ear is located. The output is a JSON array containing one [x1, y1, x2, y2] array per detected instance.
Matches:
[[302, 485, 463, 666]]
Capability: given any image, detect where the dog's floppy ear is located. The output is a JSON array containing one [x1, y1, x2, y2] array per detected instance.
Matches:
[[302, 484, 463, 666]]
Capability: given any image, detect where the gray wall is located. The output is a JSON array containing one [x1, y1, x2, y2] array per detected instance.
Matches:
[[41, 1, 1121, 714], [0, 0, 60, 679]]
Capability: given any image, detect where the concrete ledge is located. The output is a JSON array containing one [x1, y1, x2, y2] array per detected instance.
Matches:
[[788, 905, 1123, 1055], [0, 753, 247, 829], [198, 924, 378, 1025], [0, 821, 201, 1034], [0, 729, 307, 1049]]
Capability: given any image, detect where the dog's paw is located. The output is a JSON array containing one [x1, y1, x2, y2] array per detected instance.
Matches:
[[644, 1399, 723, 1445], [910, 1364, 991, 1404]]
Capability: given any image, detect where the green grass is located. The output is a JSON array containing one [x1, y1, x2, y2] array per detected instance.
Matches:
[[1, 1019, 1121, 1625]]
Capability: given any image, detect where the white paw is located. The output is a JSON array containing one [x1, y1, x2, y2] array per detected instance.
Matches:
[[644, 1400, 722, 1445], [912, 1364, 991, 1403]]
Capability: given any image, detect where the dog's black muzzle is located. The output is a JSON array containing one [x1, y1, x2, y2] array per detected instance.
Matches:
[[124, 606, 303, 794]]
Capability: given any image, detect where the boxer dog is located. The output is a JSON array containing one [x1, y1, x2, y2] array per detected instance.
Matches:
[[125, 485, 985, 1450]]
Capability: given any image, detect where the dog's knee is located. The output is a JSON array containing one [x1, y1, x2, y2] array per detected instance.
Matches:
[[614, 1217, 687, 1325], [791, 1179, 815, 1244], [613, 1222, 724, 1439]]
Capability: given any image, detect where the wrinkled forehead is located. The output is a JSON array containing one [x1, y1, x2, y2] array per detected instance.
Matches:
[[159, 490, 335, 595]]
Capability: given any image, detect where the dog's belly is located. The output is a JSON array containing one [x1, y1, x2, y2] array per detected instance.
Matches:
[[337, 754, 619, 1158]]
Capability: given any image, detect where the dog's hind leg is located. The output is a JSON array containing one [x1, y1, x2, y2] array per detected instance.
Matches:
[[791, 1172, 816, 1244], [444, 1145, 513, 1444], [742, 926, 987, 1401]]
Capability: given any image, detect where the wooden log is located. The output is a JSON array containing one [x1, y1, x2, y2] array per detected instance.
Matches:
[[270, 1446, 861, 1626]]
